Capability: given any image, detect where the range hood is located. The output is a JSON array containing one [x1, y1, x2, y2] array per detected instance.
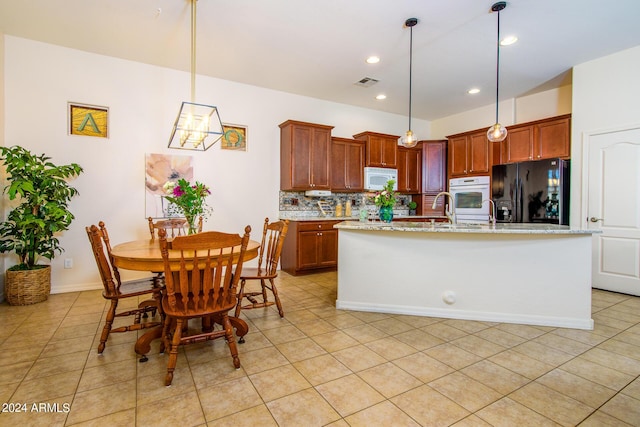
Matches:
[[305, 190, 332, 197]]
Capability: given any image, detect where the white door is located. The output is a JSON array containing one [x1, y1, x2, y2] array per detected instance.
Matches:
[[586, 127, 640, 295]]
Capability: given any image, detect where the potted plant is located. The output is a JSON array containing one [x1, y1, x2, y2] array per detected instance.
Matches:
[[408, 201, 418, 215], [372, 179, 397, 223], [0, 146, 83, 305]]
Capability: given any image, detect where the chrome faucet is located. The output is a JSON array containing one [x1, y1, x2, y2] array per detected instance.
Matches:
[[482, 199, 497, 226], [433, 192, 456, 224]]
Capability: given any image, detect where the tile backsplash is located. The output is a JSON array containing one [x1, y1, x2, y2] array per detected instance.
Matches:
[[279, 191, 412, 218]]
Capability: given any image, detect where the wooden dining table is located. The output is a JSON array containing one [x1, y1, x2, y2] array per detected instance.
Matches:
[[110, 237, 260, 361]]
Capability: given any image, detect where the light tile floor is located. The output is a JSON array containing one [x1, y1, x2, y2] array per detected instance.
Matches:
[[1, 271, 640, 426]]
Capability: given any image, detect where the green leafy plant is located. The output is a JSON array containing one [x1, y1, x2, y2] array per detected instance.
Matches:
[[372, 179, 397, 208], [0, 146, 83, 270], [408, 201, 417, 210]]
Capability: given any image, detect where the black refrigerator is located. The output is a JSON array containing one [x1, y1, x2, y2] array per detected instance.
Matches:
[[491, 159, 570, 225]]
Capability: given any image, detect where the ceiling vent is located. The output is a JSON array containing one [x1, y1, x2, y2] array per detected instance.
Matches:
[[354, 77, 379, 88]]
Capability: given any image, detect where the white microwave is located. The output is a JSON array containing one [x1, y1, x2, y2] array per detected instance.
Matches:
[[364, 167, 398, 191]]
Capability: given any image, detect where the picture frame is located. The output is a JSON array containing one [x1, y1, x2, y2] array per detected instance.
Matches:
[[68, 102, 109, 138], [221, 123, 247, 151]]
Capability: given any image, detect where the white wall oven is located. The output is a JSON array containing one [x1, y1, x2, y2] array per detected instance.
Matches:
[[449, 176, 490, 223]]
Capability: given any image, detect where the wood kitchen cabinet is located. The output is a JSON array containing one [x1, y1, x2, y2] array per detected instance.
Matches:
[[353, 131, 399, 168], [330, 137, 364, 192], [281, 220, 340, 275], [536, 115, 571, 159], [499, 114, 571, 164], [421, 140, 447, 193], [397, 145, 422, 194], [448, 130, 489, 178], [409, 140, 448, 216], [280, 120, 334, 191]]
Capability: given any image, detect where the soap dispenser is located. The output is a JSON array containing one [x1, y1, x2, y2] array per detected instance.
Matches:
[[345, 200, 352, 217]]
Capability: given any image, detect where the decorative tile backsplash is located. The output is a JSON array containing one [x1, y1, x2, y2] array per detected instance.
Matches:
[[279, 191, 412, 218]]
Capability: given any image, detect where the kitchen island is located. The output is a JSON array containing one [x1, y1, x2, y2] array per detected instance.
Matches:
[[334, 221, 598, 330]]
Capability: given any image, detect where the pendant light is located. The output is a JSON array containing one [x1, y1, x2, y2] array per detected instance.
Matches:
[[168, 0, 224, 151], [487, 1, 508, 143], [398, 17, 419, 148]]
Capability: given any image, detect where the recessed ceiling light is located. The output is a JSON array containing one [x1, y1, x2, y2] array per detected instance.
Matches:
[[468, 88, 480, 94], [366, 56, 381, 64], [500, 35, 518, 46], [376, 94, 387, 100]]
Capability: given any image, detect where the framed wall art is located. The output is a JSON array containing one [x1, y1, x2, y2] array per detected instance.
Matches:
[[221, 123, 247, 151], [68, 102, 109, 138], [144, 153, 194, 219]]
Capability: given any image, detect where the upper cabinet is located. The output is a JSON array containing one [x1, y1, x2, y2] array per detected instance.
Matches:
[[498, 114, 571, 164], [397, 145, 422, 194], [330, 137, 365, 192], [535, 115, 571, 159], [421, 140, 447, 193], [353, 131, 399, 168], [448, 130, 490, 178], [280, 120, 334, 191]]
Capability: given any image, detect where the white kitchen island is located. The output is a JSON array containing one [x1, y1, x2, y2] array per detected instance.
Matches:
[[334, 221, 599, 330]]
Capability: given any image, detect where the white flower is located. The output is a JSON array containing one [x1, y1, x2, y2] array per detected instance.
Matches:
[[163, 181, 176, 194]]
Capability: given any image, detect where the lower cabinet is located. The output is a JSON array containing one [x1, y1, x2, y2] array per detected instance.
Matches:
[[281, 220, 340, 275]]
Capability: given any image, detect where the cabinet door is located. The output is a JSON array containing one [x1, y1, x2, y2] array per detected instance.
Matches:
[[468, 132, 489, 174], [297, 231, 320, 269], [422, 141, 446, 193], [367, 135, 398, 168], [449, 136, 468, 176], [317, 230, 338, 267], [504, 126, 534, 163], [331, 138, 364, 191], [289, 125, 313, 189], [420, 194, 445, 216], [380, 137, 398, 168], [398, 146, 421, 193], [309, 127, 331, 189], [536, 117, 570, 159]]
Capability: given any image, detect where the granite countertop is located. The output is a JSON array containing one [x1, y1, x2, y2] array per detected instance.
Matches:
[[279, 214, 448, 222], [334, 220, 600, 235]]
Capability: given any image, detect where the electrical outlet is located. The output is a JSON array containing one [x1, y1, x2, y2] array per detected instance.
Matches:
[[64, 258, 73, 269]]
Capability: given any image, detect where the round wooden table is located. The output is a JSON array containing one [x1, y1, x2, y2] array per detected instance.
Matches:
[[110, 238, 260, 360], [111, 238, 260, 272]]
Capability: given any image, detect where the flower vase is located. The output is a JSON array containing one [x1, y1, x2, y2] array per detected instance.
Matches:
[[185, 215, 198, 235], [378, 206, 394, 223]]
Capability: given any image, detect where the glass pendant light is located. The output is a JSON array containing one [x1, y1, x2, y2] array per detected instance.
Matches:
[[487, 2, 508, 143], [168, 0, 224, 151], [398, 18, 419, 148]]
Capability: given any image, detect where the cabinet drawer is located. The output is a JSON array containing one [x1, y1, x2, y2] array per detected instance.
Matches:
[[297, 221, 340, 232]]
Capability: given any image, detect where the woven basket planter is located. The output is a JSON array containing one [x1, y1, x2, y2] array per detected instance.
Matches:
[[5, 265, 51, 305]]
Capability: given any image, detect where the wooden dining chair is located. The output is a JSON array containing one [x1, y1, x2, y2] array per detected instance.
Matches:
[[148, 216, 203, 239], [159, 226, 251, 386], [86, 222, 163, 355], [235, 218, 289, 319]]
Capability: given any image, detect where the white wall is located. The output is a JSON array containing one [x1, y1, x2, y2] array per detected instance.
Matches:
[[1, 35, 430, 294], [571, 44, 640, 226], [430, 86, 572, 139]]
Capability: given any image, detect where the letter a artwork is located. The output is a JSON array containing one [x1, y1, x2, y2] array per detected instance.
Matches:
[[69, 103, 109, 138]]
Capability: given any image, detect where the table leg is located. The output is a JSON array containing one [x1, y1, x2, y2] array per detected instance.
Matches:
[[135, 325, 163, 362], [230, 317, 248, 343]]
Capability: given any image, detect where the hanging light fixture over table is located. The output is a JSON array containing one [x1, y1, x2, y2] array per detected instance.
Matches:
[[398, 17, 419, 148], [487, 1, 508, 143], [168, 0, 224, 151]]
